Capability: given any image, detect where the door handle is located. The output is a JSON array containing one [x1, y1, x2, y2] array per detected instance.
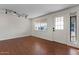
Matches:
[[53, 27, 55, 31]]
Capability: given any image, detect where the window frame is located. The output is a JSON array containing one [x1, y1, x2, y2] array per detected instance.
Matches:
[[55, 16, 64, 30], [33, 21, 47, 31]]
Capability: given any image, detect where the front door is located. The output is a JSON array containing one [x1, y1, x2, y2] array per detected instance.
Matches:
[[53, 16, 66, 43]]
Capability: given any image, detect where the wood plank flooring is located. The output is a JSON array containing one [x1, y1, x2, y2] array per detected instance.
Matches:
[[0, 36, 79, 55]]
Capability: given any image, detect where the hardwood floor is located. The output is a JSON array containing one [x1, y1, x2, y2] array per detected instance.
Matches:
[[0, 36, 79, 55]]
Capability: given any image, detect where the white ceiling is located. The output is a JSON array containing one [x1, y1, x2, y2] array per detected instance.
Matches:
[[0, 4, 77, 18]]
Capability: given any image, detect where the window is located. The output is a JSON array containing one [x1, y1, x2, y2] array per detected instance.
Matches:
[[70, 16, 77, 43], [34, 23, 47, 31], [33, 19, 47, 31], [55, 16, 64, 30]]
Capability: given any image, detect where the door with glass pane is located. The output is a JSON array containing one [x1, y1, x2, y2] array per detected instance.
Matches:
[[53, 16, 65, 42], [70, 16, 77, 44]]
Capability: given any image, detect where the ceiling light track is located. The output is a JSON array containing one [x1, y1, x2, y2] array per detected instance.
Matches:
[[2, 9, 28, 18]]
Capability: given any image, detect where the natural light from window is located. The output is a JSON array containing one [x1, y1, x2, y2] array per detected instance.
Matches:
[[55, 16, 64, 30], [33, 18, 47, 31], [34, 23, 47, 31]]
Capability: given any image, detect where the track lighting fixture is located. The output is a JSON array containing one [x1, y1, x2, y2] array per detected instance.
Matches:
[[2, 9, 28, 18]]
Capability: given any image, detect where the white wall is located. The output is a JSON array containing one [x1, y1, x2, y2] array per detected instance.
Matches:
[[0, 13, 31, 40], [32, 5, 79, 48], [32, 15, 53, 41], [0, 5, 79, 48]]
